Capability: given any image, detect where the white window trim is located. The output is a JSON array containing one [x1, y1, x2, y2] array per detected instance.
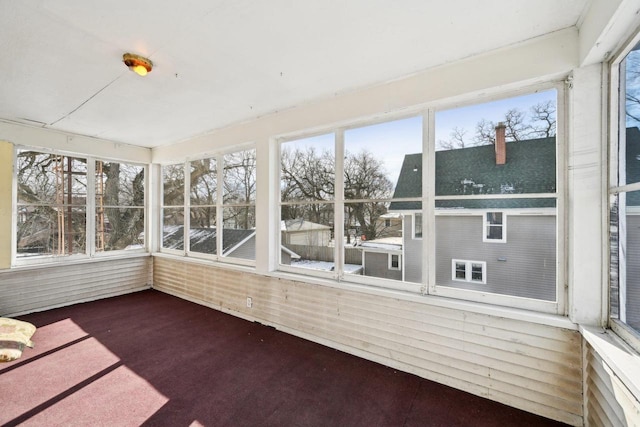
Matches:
[[482, 211, 507, 243], [388, 253, 401, 271], [451, 259, 487, 284]]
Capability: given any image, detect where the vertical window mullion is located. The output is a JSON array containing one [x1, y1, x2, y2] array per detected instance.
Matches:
[[335, 130, 344, 280], [425, 109, 436, 295], [216, 156, 224, 259], [86, 157, 96, 256], [183, 160, 190, 255]]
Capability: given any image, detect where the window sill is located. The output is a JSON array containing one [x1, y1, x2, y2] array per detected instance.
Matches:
[[581, 325, 640, 402], [3, 251, 151, 273]]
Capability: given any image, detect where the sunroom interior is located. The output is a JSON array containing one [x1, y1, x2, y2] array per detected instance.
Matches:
[[2, 1, 640, 425]]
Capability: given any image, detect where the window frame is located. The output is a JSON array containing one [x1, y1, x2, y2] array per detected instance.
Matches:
[[451, 259, 487, 284], [608, 31, 640, 348], [13, 147, 148, 266], [482, 211, 507, 243], [274, 82, 565, 314], [388, 253, 401, 271], [159, 146, 257, 267]]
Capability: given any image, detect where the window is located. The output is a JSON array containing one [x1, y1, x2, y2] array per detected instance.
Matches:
[[434, 90, 559, 304], [276, 87, 562, 312], [16, 149, 146, 261], [414, 213, 423, 238], [95, 161, 145, 251], [611, 39, 640, 337], [389, 254, 401, 270], [483, 212, 506, 242], [161, 149, 256, 262], [279, 117, 422, 288], [16, 151, 87, 258], [451, 259, 486, 284]]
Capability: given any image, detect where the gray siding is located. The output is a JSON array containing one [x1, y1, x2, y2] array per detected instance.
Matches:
[[435, 215, 556, 301], [227, 235, 256, 260], [625, 215, 640, 329], [403, 215, 423, 283], [363, 252, 402, 280]]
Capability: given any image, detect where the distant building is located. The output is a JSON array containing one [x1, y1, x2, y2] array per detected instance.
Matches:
[[389, 129, 557, 299]]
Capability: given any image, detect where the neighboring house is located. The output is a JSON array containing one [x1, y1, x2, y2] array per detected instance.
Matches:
[[281, 218, 331, 246], [358, 236, 403, 281], [163, 225, 256, 259], [389, 128, 557, 298], [374, 213, 403, 238], [162, 225, 301, 264]]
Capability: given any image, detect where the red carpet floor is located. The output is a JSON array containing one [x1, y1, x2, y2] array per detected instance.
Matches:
[[1, 290, 569, 426]]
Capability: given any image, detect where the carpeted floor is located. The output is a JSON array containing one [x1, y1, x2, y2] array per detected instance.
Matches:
[[1, 290, 568, 427]]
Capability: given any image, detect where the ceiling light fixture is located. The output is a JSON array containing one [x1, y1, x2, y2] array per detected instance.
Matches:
[[123, 53, 153, 76]]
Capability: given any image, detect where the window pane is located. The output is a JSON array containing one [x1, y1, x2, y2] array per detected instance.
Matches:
[[17, 207, 86, 257], [343, 117, 421, 284], [190, 158, 217, 205], [455, 262, 466, 279], [471, 263, 483, 282], [345, 202, 409, 282], [281, 134, 335, 202], [612, 191, 640, 331], [433, 92, 557, 300], [223, 150, 256, 204], [96, 161, 144, 207], [16, 152, 88, 258], [281, 204, 334, 270], [162, 208, 185, 250], [621, 42, 640, 186], [163, 164, 184, 206], [222, 206, 256, 260], [97, 208, 144, 251]]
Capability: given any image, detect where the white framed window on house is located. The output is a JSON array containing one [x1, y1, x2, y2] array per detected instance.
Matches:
[[15, 149, 147, 263], [610, 35, 640, 343], [451, 259, 486, 284], [161, 148, 256, 263], [389, 254, 401, 271], [483, 211, 506, 242], [432, 87, 563, 313]]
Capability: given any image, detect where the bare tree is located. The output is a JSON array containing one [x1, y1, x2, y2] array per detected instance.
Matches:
[[344, 150, 393, 240], [438, 126, 468, 150], [530, 100, 556, 137]]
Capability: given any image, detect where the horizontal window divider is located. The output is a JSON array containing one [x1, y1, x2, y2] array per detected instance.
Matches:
[[344, 197, 422, 204], [280, 200, 335, 206], [99, 205, 145, 209], [435, 193, 557, 200], [220, 203, 255, 208]]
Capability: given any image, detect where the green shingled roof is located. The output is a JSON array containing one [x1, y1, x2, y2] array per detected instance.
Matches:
[[389, 137, 556, 210]]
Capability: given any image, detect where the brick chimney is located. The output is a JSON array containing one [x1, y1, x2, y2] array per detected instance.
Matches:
[[495, 122, 506, 165]]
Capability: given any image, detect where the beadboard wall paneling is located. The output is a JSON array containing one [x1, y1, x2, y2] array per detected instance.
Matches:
[[0, 256, 152, 316]]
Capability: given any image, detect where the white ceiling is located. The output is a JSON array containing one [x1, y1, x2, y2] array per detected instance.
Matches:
[[0, 0, 590, 148]]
